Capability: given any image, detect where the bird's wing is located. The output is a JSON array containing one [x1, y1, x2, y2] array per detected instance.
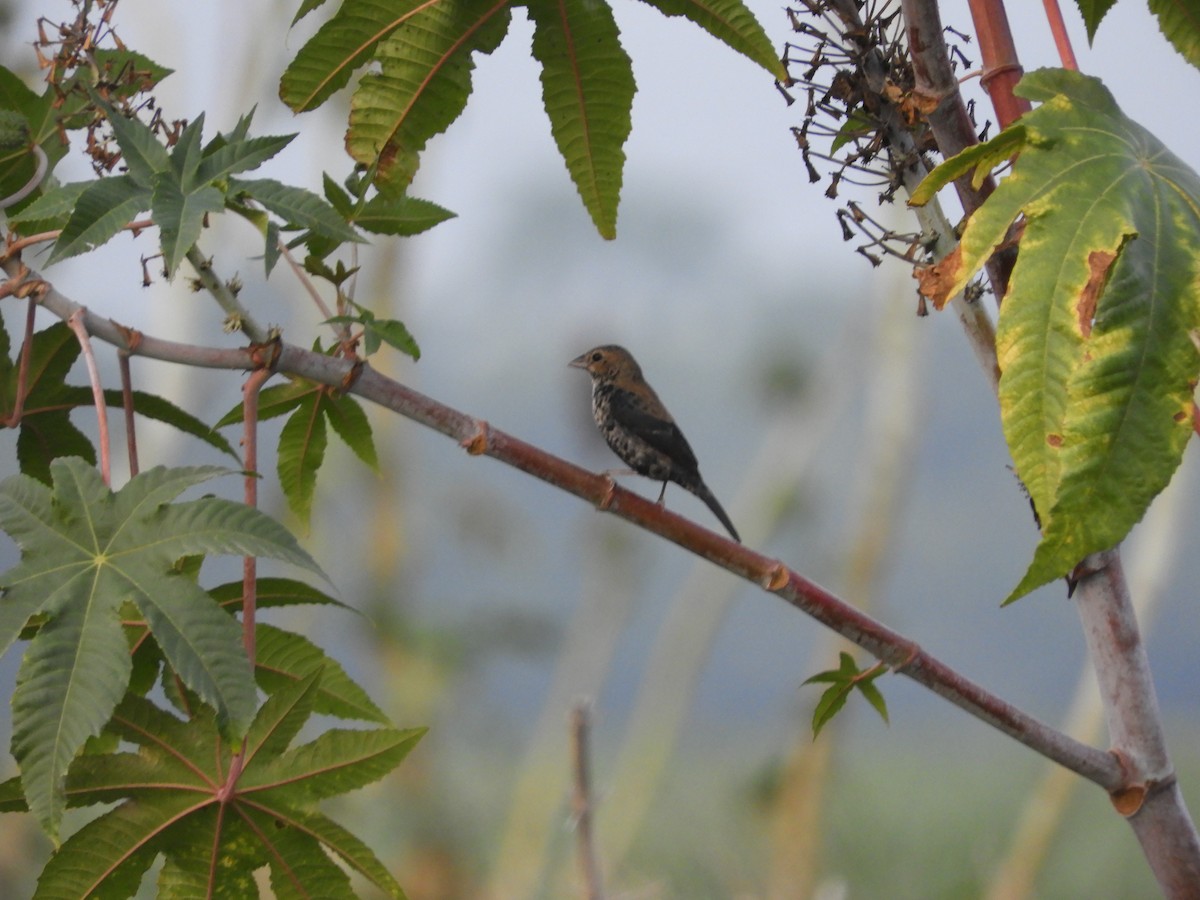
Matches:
[[607, 386, 700, 472]]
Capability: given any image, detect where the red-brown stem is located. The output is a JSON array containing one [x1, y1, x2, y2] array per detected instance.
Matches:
[[1042, 0, 1079, 70], [65, 307, 111, 486], [5, 298, 38, 427], [965, 0, 1033, 127], [118, 352, 139, 476], [10, 259, 1126, 793], [2, 218, 155, 258], [240, 367, 273, 666]]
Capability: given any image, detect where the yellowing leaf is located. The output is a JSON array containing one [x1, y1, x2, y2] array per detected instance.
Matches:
[[917, 70, 1200, 603]]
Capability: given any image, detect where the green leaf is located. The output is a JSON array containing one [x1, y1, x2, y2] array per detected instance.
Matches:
[[280, 809, 408, 897], [26, 683, 415, 897], [635, 0, 784, 79], [353, 192, 456, 236], [0, 459, 322, 836], [208, 576, 351, 613], [527, 0, 634, 239], [323, 392, 380, 470], [344, 0, 513, 194], [46, 175, 150, 265], [254, 623, 388, 723], [101, 102, 172, 188], [917, 70, 1200, 603], [280, 0, 414, 112], [0, 67, 71, 209], [327, 305, 421, 359], [802, 653, 889, 737], [195, 127, 295, 184], [1148, 0, 1200, 70], [1072, 1, 1118, 42], [364, 317, 421, 359], [7, 180, 91, 233], [215, 378, 312, 428], [228, 176, 362, 243], [278, 392, 328, 525], [244, 726, 425, 801], [170, 113, 208, 191], [152, 172, 225, 277], [90, 49, 174, 100]]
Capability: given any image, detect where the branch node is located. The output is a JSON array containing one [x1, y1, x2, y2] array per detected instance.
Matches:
[[460, 420, 491, 456], [597, 476, 618, 511], [114, 322, 143, 354], [1110, 782, 1148, 818], [340, 359, 364, 393], [892, 639, 922, 673], [761, 562, 790, 592], [247, 335, 283, 371]]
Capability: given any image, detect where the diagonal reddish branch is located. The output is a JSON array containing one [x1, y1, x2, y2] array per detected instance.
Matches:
[[964, 0, 1032, 128], [5, 255, 1128, 794]]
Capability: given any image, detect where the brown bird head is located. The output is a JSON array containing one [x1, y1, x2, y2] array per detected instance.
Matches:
[[568, 345, 643, 383]]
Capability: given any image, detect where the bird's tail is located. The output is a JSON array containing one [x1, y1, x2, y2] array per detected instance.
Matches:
[[687, 481, 741, 543]]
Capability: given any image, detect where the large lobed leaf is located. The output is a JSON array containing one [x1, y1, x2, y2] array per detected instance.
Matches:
[[912, 69, 1200, 603], [282, 0, 782, 235], [0, 459, 321, 836], [25, 676, 419, 898]]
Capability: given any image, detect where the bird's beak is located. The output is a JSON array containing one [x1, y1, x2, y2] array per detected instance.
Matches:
[[568, 353, 589, 369]]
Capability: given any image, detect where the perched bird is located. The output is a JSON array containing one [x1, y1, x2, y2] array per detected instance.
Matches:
[[569, 345, 741, 542]]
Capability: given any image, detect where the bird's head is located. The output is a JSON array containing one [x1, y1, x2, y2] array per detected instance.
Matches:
[[569, 345, 643, 382]]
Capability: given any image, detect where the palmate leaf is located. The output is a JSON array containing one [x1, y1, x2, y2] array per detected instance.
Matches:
[[912, 69, 1200, 603], [0, 458, 321, 837], [27, 678, 418, 898], [281, 0, 781, 235]]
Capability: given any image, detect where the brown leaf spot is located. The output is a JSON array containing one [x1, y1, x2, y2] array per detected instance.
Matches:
[[1077, 248, 1119, 338], [914, 244, 963, 311], [1046, 433, 1063, 448]]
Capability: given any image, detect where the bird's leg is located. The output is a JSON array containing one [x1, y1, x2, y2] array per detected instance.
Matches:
[[656, 482, 668, 505]]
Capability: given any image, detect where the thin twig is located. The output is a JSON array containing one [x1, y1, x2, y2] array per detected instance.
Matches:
[[570, 702, 604, 900], [118, 352, 138, 475], [240, 367, 273, 665], [65, 307, 111, 486], [277, 239, 338, 325], [185, 245, 267, 343], [5, 298, 38, 427], [2, 217, 155, 258], [1042, 0, 1078, 70]]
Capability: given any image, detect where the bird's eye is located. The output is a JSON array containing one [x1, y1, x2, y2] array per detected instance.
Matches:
[[591, 352, 602, 362]]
